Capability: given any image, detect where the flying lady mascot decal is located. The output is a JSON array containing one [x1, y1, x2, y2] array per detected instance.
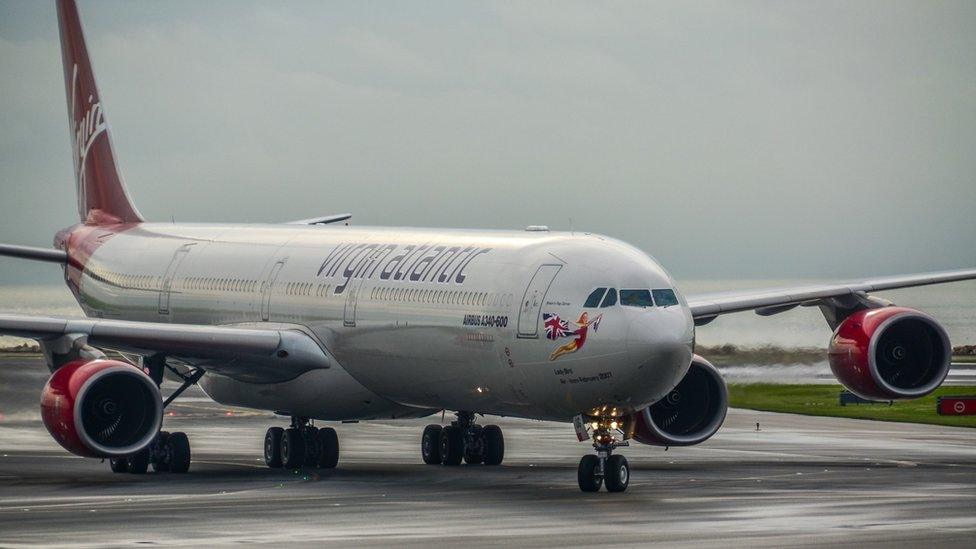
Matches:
[[543, 311, 603, 361]]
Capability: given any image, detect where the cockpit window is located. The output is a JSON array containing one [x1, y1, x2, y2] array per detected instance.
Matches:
[[584, 287, 607, 308], [600, 288, 617, 308], [620, 289, 654, 308], [652, 289, 679, 307]]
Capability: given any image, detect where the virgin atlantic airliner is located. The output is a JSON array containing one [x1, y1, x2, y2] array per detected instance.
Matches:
[[2, 0, 973, 492]]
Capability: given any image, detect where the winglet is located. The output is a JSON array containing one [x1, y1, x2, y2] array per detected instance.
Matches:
[[56, 0, 143, 225]]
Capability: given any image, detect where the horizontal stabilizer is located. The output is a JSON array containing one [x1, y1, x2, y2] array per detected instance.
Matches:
[[287, 213, 352, 226], [0, 244, 68, 264]]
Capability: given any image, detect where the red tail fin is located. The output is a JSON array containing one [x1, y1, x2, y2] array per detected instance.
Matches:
[[56, 0, 143, 225]]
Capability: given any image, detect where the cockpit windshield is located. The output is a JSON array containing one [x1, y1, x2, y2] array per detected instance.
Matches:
[[619, 289, 653, 308], [652, 288, 679, 307]]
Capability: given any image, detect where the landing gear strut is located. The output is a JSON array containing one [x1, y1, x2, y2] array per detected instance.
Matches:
[[421, 411, 504, 466], [578, 415, 629, 493], [264, 416, 339, 470]]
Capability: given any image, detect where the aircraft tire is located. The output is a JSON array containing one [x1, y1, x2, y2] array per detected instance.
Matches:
[[604, 455, 629, 493], [152, 431, 171, 472], [109, 457, 128, 473], [482, 425, 504, 466], [577, 455, 602, 492], [127, 447, 150, 474], [264, 427, 283, 468], [316, 427, 339, 469], [439, 425, 463, 466], [281, 428, 305, 469], [421, 424, 442, 464], [166, 432, 191, 473]]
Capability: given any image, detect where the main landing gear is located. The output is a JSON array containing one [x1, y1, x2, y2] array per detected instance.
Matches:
[[109, 431, 192, 474], [264, 416, 339, 470], [578, 415, 629, 493], [109, 357, 194, 475], [421, 411, 504, 466]]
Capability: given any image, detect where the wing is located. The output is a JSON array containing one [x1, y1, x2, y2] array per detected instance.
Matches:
[[686, 268, 976, 326], [0, 313, 333, 383], [286, 213, 352, 225]]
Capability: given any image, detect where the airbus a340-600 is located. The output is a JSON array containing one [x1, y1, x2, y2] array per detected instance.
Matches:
[[2, 0, 973, 492]]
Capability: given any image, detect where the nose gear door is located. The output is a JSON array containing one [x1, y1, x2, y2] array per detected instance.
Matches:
[[517, 264, 562, 338]]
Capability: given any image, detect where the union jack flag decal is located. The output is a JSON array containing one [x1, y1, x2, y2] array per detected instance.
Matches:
[[543, 313, 570, 340]]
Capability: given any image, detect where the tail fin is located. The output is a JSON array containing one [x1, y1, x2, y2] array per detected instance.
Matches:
[[56, 0, 143, 225]]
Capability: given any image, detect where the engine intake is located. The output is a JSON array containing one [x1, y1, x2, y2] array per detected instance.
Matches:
[[631, 355, 727, 446], [828, 306, 950, 400], [40, 359, 162, 458]]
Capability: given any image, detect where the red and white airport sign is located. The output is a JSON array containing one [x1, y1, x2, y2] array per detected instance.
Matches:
[[936, 396, 976, 416]]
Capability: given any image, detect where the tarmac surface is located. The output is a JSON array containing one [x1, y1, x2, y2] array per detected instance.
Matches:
[[1, 354, 975, 547]]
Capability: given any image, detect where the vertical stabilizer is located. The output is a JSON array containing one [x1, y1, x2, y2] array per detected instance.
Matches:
[[56, 0, 143, 224]]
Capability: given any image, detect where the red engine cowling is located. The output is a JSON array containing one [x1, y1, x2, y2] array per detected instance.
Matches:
[[631, 355, 728, 447], [40, 359, 162, 458], [828, 306, 950, 400]]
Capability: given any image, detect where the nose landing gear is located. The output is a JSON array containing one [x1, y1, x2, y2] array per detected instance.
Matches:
[[578, 416, 630, 493], [264, 416, 339, 470], [421, 411, 504, 467]]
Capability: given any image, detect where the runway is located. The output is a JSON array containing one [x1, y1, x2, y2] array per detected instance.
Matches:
[[1, 354, 975, 547]]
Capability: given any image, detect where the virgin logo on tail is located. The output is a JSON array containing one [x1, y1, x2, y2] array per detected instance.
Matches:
[[69, 64, 107, 220]]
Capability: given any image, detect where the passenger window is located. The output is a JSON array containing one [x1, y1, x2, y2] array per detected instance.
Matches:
[[652, 289, 679, 307], [584, 288, 607, 308], [600, 288, 617, 308], [620, 289, 653, 308]]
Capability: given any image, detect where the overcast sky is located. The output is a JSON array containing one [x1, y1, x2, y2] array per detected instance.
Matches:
[[1, 0, 974, 285]]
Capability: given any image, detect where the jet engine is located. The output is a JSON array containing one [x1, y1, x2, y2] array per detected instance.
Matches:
[[828, 306, 950, 400], [631, 355, 728, 446], [40, 358, 162, 458]]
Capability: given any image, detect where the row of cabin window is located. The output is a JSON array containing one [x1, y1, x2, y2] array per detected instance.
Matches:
[[88, 267, 157, 290], [183, 277, 258, 293], [285, 282, 313, 296], [370, 286, 514, 308], [583, 287, 679, 309]]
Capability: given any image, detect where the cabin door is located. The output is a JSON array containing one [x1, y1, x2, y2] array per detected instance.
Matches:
[[261, 260, 285, 321], [158, 244, 193, 315], [517, 264, 562, 338]]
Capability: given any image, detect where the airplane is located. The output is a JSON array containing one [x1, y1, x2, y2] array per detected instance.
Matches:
[[1, 0, 973, 493]]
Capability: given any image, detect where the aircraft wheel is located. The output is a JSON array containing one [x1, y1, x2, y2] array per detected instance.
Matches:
[[421, 424, 442, 464], [109, 457, 128, 473], [604, 455, 629, 493], [577, 455, 602, 492], [264, 427, 283, 468], [317, 427, 339, 469], [482, 425, 504, 466], [152, 431, 171, 472], [128, 447, 151, 474], [165, 432, 191, 473], [464, 425, 484, 464], [439, 425, 463, 466], [281, 427, 305, 469]]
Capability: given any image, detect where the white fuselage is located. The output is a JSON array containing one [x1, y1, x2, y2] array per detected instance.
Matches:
[[70, 223, 695, 422]]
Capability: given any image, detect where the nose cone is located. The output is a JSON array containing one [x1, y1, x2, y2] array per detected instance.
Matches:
[[625, 308, 695, 403]]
